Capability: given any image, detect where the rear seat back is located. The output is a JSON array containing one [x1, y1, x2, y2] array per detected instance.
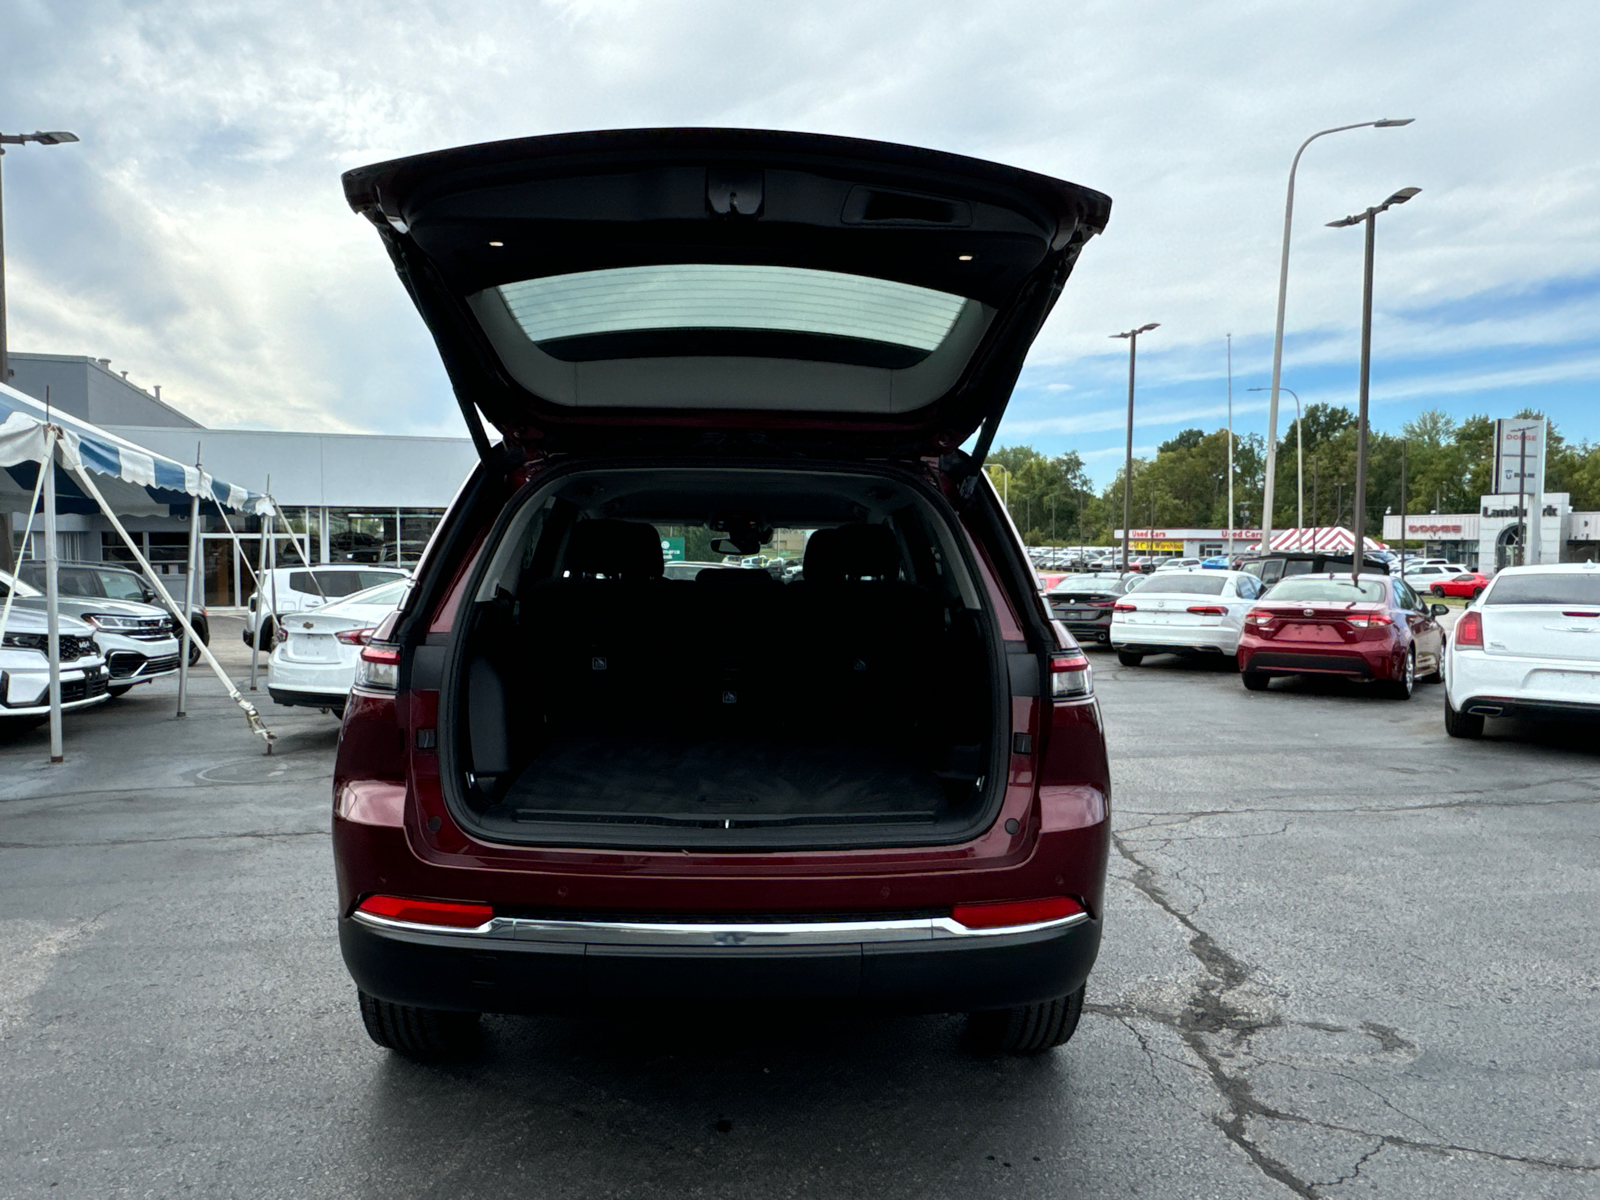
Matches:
[[521, 519, 671, 724], [790, 525, 943, 734]]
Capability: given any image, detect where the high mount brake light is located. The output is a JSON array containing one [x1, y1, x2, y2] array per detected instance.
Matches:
[[355, 643, 401, 691], [1049, 650, 1093, 699], [357, 894, 494, 928], [1187, 605, 1227, 616], [951, 896, 1085, 929], [1455, 609, 1484, 647], [335, 626, 377, 645]]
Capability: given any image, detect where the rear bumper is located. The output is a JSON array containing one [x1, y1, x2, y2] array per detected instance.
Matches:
[[1059, 618, 1112, 643], [1447, 650, 1600, 715], [1240, 650, 1383, 678], [339, 910, 1101, 1014], [270, 686, 347, 709], [1112, 621, 1238, 656], [1452, 695, 1600, 722]]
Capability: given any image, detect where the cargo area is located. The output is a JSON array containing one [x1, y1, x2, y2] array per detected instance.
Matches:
[[443, 467, 1005, 848]]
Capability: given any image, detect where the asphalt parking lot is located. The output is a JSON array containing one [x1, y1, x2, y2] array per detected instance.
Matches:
[[2, 620, 1596, 1198]]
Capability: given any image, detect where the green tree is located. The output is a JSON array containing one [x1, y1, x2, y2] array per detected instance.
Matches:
[[986, 446, 1092, 544]]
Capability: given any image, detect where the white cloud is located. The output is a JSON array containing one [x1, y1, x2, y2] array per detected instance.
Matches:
[[0, 0, 1596, 441]]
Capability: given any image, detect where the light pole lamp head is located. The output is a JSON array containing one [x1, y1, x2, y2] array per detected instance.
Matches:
[[1373, 118, 1415, 128], [1110, 323, 1160, 339], [32, 131, 80, 145]]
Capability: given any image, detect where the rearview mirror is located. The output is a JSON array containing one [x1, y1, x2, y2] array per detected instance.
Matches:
[[1431, 603, 1450, 617]]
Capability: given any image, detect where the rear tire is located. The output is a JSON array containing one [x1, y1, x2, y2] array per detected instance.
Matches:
[[1444, 695, 1484, 739], [1241, 670, 1269, 691], [1387, 649, 1416, 700], [965, 985, 1085, 1055], [254, 618, 275, 650], [1116, 650, 1143, 667], [1472, 587, 1484, 601], [357, 991, 479, 1060]]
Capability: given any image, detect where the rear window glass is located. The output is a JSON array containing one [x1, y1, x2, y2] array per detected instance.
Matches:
[[1266, 578, 1388, 602], [1135, 574, 1228, 596], [1049, 575, 1128, 595], [496, 265, 970, 363], [289, 570, 399, 598], [1486, 574, 1600, 606]]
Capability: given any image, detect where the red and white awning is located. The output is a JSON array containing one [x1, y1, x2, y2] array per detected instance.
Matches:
[[1247, 526, 1388, 552]]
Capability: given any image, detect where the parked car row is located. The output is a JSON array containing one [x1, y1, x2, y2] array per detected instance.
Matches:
[[0, 564, 187, 720]]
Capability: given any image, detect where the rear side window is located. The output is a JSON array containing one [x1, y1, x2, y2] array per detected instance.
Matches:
[[1137, 574, 1228, 596], [1486, 574, 1600, 605]]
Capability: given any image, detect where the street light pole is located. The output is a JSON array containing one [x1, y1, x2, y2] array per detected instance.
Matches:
[[1112, 323, 1159, 573], [1226, 334, 1234, 556], [1261, 118, 1414, 559], [1328, 187, 1421, 584], [0, 131, 80, 387], [1250, 385, 1303, 543]]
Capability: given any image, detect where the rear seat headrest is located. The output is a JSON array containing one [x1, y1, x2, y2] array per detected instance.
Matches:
[[803, 525, 901, 584], [565, 520, 664, 581]]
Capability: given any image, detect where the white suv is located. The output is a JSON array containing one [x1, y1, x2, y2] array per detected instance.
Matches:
[[243, 566, 409, 647], [1444, 562, 1600, 738]]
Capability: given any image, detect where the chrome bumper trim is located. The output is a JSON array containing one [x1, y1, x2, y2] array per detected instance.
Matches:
[[350, 909, 1090, 947]]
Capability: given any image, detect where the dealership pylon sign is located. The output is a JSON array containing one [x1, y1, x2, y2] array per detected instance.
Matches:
[[1494, 417, 1546, 565]]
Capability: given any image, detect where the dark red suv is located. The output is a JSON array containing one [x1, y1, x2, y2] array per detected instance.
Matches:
[[331, 129, 1113, 1058]]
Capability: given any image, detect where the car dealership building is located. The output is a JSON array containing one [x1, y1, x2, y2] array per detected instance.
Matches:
[[6, 353, 478, 607]]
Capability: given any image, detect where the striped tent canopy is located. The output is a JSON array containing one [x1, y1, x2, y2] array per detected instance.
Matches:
[[1248, 526, 1388, 553], [0, 382, 269, 516]]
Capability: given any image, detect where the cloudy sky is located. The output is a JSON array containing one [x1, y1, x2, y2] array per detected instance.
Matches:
[[3, 0, 1597, 482]]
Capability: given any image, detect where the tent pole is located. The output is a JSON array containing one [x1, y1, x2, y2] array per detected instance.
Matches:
[[65, 458, 275, 752], [249, 504, 268, 691], [0, 443, 48, 651], [176, 443, 201, 718], [43, 428, 63, 762]]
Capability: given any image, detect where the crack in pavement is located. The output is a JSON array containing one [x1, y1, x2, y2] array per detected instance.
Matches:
[[1107, 831, 1600, 1196], [1308, 1139, 1384, 1191]]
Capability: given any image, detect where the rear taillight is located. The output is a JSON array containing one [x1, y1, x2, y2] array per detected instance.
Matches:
[[1244, 609, 1275, 627], [1049, 650, 1093, 700], [1346, 613, 1394, 628], [356, 894, 494, 929], [354, 644, 401, 691], [1455, 610, 1484, 647], [952, 896, 1085, 930], [1187, 605, 1227, 616], [335, 626, 377, 646], [1112, 602, 1136, 613]]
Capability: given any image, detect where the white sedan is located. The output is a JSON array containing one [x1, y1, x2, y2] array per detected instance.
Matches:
[[266, 578, 409, 716], [1109, 570, 1265, 666], [1444, 562, 1600, 738]]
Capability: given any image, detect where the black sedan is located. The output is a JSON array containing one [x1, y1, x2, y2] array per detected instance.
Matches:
[[1046, 573, 1140, 645]]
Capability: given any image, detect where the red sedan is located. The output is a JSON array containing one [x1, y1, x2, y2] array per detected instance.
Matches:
[[1237, 573, 1447, 699], [1426, 571, 1490, 600]]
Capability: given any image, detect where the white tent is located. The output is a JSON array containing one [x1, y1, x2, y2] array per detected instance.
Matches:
[[1, 381, 275, 759]]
